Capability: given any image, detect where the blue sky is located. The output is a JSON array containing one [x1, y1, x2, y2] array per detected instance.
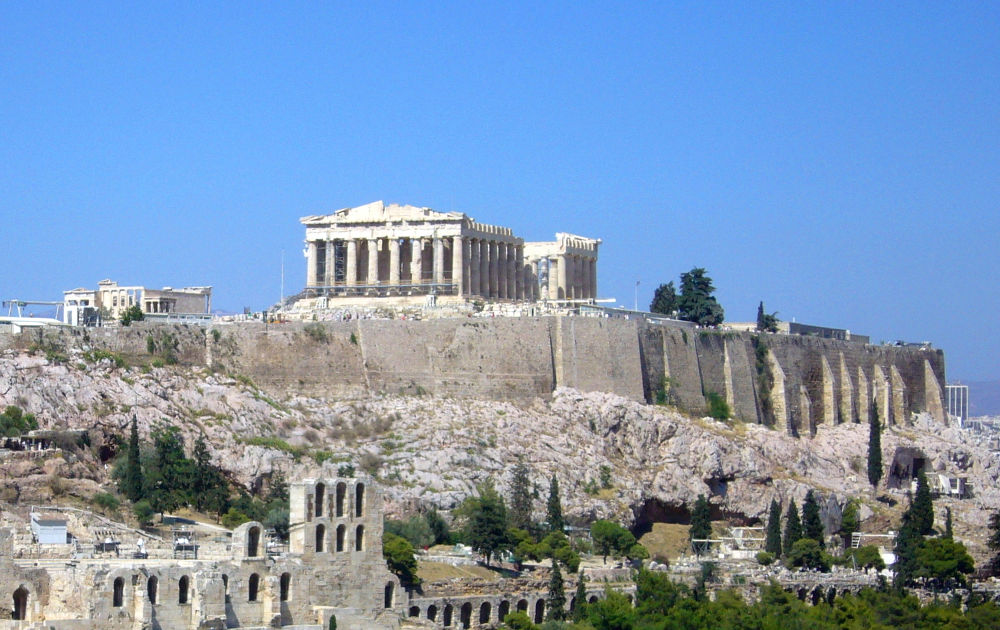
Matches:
[[1, 3, 997, 382]]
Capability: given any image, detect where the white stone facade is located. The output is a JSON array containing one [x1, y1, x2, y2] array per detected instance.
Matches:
[[301, 201, 600, 304], [63, 280, 212, 324]]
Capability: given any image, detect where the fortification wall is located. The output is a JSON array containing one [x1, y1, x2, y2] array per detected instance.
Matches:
[[0, 317, 946, 434]]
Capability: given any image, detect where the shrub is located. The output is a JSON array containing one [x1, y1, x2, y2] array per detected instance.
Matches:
[[705, 391, 731, 420], [221, 508, 251, 529], [756, 551, 775, 566], [133, 500, 155, 525], [349, 332, 358, 345], [92, 492, 120, 512], [304, 323, 328, 343]]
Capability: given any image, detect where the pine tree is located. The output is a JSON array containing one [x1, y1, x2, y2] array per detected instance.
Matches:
[[689, 494, 712, 554], [572, 575, 587, 622], [802, 490, 825, 548], [546, 560, 566, 621], [893, 507, 921, 588], [765, 499, 783, 556], [509, 459, 533, 531], [867, 398, 883, 487], [911, 470, 935, 536], [123, 415, 144, 503], [944, 507, 953, 540], [546, 475, 564, 533], [783, 500, 802, 554]]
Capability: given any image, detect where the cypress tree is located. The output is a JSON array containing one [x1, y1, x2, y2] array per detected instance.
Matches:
[[572, 575, 587, 622], [546, 560, 566, 621], [546, 475, 564, 533], [509, 459, 533, 531], [765, 499, 783, 556], [867, 398, 883, 487], [840, 500, 860, 548], [689, 494, 712, 554], [123, 415, 143, 502], [802, 490, 824, 548], [783, 500, 802, 554], [911, 470, 935, 536], [944, 507, 953, 540], [893, 507, 921, 588]]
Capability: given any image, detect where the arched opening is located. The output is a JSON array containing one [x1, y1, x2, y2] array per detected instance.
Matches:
[[113, 577, 124, 608], [460, 602, 472, 628], [796, 588, 807, 601], [222, 574, 230, 603], [247, 526, 261, 558], [355, 483, 365, 517], [384, 582, 394, 609], [479, 601, 491, 623], [315, 524, 326, 552], [409, 606, 420, 617], [315, 482, 325, 517], [826, 587, 837, 605], [498, 600, 510, 620], [12, 586, 28, 621], [534, 599, 545, 623], [178, 576, 190, 604], [588, 595, 598, 604], [336, 482, 346, 517], [355, 525, 364, 551], [442, 603, 453, 626], [248, 574, 260, 602], [147, 576, 158, 605], [516, 599, 528, 613], [427, 604, 438, 621], [336, 524, 346, 552], [280, 573, 290, 602], [811, 587, 821, 606]]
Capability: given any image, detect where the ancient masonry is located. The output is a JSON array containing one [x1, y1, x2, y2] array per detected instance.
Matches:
[[300, 201, 601, 305]]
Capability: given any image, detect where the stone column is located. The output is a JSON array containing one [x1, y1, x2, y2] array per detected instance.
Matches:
[[410, 239, 422, 286], [530, 260, 539, 301], [367, 238, 378, 286], [452, 235, 464, 297], [489, 241, 499, 298], [497, 243, 507, 299], [433, 237, 445, 286], [346, 240, 358, 286], [580, 256, 590, 299], [463, 237, 472, 296], [325, 241, 336, 286], [515, 245, 524, 300], [590, 258, 597, 298], [557, 255, 568, 300], [306, 241, 318, 287], [469, 239, 480, 296], [389, 238, 400, 289], [574, 256, 584, 299], [479, 240, 490, 298], [506, 245, 516, 300], [547, 258, 559, 299]]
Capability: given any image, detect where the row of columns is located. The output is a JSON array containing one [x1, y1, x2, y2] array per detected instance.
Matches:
[[532, 254, 597, 301]]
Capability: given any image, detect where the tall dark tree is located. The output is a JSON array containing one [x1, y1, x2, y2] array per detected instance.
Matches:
[[765, 499, 783, 556], [508, 459, 533, 531], [650, 282, 678, 316], [867, 399, 883, 487], [783, 500, 802, 554], [944, 507, 953, 540], [192, 435, 229, 516], [802, 490, 825, 548], [689, 494, 712, 553], [840, 500, 860, 548], [123, 415, 144, 502], [756, 301, 779, 333], [465, 482, 512, 567], [147, 426, 193, 516], [546, 475, 564, 533], [546, 560, 566, 621], [911, 470, 935, 536], [893, 507, 922, 588], [572, 575, 587, 622], [990, 510, 1000, 552], [676, 267, 725, 326]]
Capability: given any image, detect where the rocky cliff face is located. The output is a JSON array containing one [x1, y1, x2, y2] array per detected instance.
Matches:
[[1, 345, 996, 557]]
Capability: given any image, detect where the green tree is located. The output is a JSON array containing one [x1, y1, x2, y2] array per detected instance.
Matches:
[[785, 538, 830, 572], [843, 545, 886, 571], [591, 520, 631, 564], [915, 537, 975, 587], [840, 499, 860, 548], [464, 481, 512, 567], [146, 426, 193, 516], [382, 532, 421, 587], [944, 507, 953, 540], [689, 494, 712, 554], [649, 281, 678, 316], [509, 459, 534, 531], [783, 500, 802, 554], [384, 515, 434, 549], [584, 589, 637, 630], [676, 267, 724, 326], [573, 575, 587, 622], [893, 508, 922, 588], [635, 569, 687, 619], [765, 499, 783, 556], [867, 400, 883, 487], [120, 304, 144, 326], [122, 415, 144, 503], [132, 499, 155, 526], [425, 508, 452, 546], [990, 510, 1000, 552], [546, 560, 566, 621], [802, 490, 825, 548], [546, 475, 564, 533], [0, 406, 38, 437], [191, 435, 229, 517], [911, 470, 935, 536], [756, 301, 779, 333], [501, 611, 537, 630]]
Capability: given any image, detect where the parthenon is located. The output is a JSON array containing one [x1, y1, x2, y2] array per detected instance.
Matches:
[[300, 201, 600, 305]]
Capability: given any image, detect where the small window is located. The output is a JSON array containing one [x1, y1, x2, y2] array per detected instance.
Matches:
[[178, 576, 189, 604], [315, 524, 326, 553], [147, 577, 158, 605], [112, 577, 124, 608], [248, 574, 259, 602], [280, 573, 290, 602], [355, 525, 364, 551]]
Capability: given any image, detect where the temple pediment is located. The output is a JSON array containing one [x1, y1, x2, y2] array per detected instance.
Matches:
[[301, 201, 464, 227]]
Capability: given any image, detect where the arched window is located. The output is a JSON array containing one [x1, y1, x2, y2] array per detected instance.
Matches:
[[442, 603, 453, 627], [178, 576, 190, 604], [460, 602, 472, 628], [336, 524, 346, 552], [112, 577, 124, 608], [315, 483, 325, 517], [479, 602, 491, 624], [12, 586, 28, 621], [147, 577, 158, 605], [498, 601, 510, 620], [355, 525, 364, 551], [384, 582, 394, 608], [315, 524, 326, 553], [248, 574, 260, 602], [516, 599, 528, 612], [279, 573, 290, 602], [247, 526, 261, 558], [355, 483, 365, 517], [336, 482, 346, 517], [409, 606, 420, 617], [427, 605, 438, 621], [534, 599, 545, 623]]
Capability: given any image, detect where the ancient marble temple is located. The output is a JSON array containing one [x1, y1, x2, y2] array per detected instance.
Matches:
[[301, 201, 600, 304]]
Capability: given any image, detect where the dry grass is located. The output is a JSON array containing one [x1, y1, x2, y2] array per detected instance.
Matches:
[[417, 561, 503, 582], [638, 523, 692, 562]]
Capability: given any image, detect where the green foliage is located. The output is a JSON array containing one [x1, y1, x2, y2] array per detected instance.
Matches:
[[191, 435, 230, 517], [844, 545, 886, 571], [146, 335, 156, 354], [677, 267, 725, 326], [573, 576, 587, 623], [756, 301, 780, 333], [502, 611, 537, 629], [591, 520, 636, 564], [784, 538, 831, 572], [382, 532, 421, 587], [586, 588, 638, 630], [425, 508, 452, 545], [509, 459, 534, 531], [385, 514, 435, 549], [765, 499, 782, 556], [802, 489, 824, 548], [337, 463, 355, 477], [461, 481, 512, 566], [239, 436, 306, 458], [599, 465, 612, 489], [753, 338, 775, 424], [120, 304, 144, 326], [840, 499, 860, 547], [546, 561, 566, 621], [146, 426, 193, 515], [689, 494, 712, 552], [221, 508, 250, 529], [0, 405, 38, 437], [304, 322, 329, 343], [649, 281, 677, 316], [783, 500, 802, 554], [893, 508, 922, 588], [92, 491, 120, 512], [756, 551, 775, 565], [83, 349, 125, 368], [328, 613, 337, 630], [867, 400, 883, 487], [705, 391, 730, 420], [915, 537, 975, 587], [349, 332, 358, 345], [132, 500, 155, 525], [911, 470, 935, 536], [944, 507, 953, 540], [546, 475, 564, 533]]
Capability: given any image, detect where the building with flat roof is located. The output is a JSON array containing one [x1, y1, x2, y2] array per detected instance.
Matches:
[[63, 279, 211, 325]]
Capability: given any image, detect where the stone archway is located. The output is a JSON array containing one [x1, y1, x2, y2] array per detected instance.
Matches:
[[479, 601, 491, 624], [12, 586, 28, 621]]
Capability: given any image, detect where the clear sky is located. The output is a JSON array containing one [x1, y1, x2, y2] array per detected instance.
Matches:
[[1, 3, 997, 382]]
